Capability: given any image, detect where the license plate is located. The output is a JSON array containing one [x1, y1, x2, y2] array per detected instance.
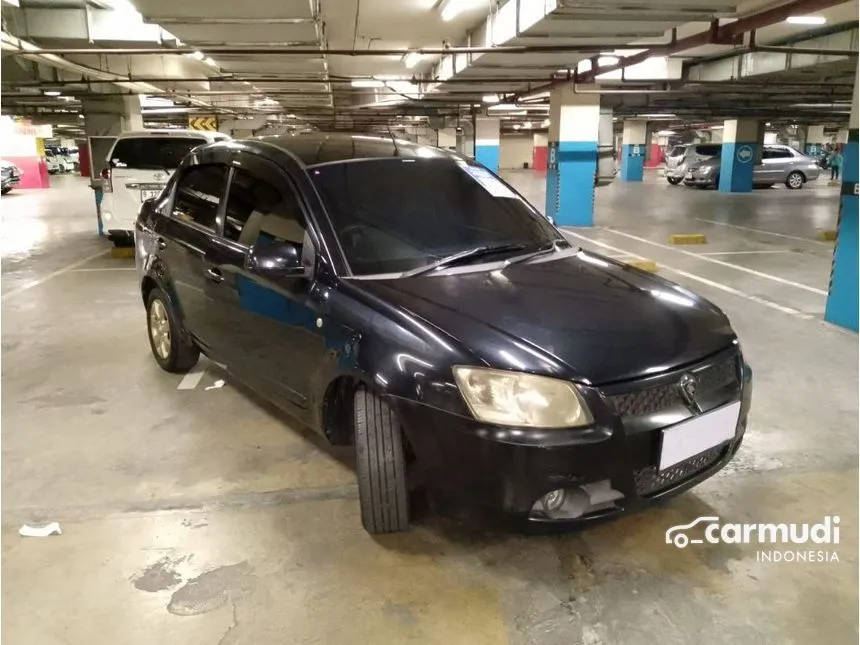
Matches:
[[659, 402, 740, 471], [141, 189, 162, 201]]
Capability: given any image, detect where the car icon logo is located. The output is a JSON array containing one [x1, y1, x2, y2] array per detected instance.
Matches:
[[665, 516, 720, 548], [736, 145, 753, 163], [153, 172, 165, 181], [678, 374, 700, 411]]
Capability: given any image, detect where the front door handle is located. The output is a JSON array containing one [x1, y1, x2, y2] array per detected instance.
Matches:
[[205, 267, 223, 284]]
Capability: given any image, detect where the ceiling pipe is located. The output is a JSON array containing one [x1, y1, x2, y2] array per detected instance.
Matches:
[[6, 43, 663, 57], [562, 0, 848, 87]]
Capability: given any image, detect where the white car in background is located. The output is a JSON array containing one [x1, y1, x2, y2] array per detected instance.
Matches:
[[101, 129, 229, 243], [665, 143, 722, 185]]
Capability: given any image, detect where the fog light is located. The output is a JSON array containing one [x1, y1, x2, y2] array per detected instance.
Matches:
[[541, 488, 567, 513], [103, 211, 113, 221]]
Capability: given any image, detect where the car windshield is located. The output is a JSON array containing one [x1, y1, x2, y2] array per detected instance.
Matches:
[[309, 157, 561, 276], [668, 146, 686, 157], [109, 137, 205, 170]]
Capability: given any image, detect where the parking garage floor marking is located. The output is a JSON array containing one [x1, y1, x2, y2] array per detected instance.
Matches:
[[563, 231, 813, 320], [69, 267, 137, 272], [694, 218, 832, 246], [1, 249, 110, 300], [600, 228, 828, 296], [177, 364, 207, 390], [698, 250, 794, 256]]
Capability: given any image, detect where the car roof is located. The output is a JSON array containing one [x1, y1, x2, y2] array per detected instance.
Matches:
[[241, 132, 461, 167], [115, 129, 227, 141]]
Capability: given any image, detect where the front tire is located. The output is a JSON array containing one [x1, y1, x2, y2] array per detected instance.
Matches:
[[146, 287, 199, 373], [786, 171, 805, 189], [354, 386, 410, 534], [667, 176, 682, 185]]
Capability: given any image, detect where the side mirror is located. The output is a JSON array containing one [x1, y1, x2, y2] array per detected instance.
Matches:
[[247, 241, 306, 279]]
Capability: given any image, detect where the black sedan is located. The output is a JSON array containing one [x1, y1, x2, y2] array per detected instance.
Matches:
[[135, 133, 752, 534]]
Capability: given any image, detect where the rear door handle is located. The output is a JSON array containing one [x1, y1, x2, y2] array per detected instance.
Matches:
[[205, 267, 223, 284], [156, 237, 167, 250]]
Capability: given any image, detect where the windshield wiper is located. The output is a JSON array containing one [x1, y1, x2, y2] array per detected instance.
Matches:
[[504, 239, 570, 266], [403, 243, 526, 277]]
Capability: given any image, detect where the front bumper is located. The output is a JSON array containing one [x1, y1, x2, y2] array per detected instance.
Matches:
[[395, 348, 751, 526], [683, 174, 716, 187]]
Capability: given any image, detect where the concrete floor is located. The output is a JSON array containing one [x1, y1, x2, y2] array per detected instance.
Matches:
[[2, 171, 857, 644]]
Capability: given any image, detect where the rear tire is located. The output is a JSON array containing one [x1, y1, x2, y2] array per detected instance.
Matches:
[[786, 171, 805, 189], [145, 287, 199, 373], [1, 187, 9, 195], [667, 176, 682, 185], [354, 386, 410, 534]]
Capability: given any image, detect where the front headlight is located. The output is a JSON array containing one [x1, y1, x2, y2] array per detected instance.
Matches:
[[452, 366, 593, 428], [699, 166, 713, 175]]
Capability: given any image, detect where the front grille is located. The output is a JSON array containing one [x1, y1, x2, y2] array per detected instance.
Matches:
[[634, 446, 724, 497], [609, 356, 738, 419]]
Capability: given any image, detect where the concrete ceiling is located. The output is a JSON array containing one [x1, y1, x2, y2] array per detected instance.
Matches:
[[1, 0, 857, 134]]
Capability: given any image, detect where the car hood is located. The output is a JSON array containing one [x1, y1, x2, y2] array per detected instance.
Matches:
[[356, 251, 736, 385]]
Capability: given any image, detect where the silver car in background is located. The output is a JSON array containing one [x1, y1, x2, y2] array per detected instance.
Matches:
[[683, 144, 820, 190], [665, 143, 722, 185]]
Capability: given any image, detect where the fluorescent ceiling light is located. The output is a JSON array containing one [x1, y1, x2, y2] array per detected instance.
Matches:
[[638, 113, 677, 118], [488, 103, 518, 111], [188, 50, 205, 61], [203, 57, 218, 68], [786, 15, 826, 25], [522, 122, 532, 129], [542, 118, 550, 127], [403, 52, 423, 69], [78, 114, 85, 119], [597, 56, 619, 66], [482, 94, 500, 103], [43, 90, 62, 96], [351, 79, 385, 88], [657, 129, 674, 136], [142, 107, 192, 114], [438, 0, 484, 22]]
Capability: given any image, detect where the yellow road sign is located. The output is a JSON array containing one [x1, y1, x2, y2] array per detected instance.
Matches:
[[188, 116, 218, 131]]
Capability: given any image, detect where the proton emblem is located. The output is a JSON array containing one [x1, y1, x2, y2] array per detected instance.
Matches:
[[153, 172, 165, 181], [679, 374, 701, 412]]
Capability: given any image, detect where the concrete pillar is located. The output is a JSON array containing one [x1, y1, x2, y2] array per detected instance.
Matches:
[[532, 133, 548, 171], [546, 85, 600, 226], [837, 128, 850, 144], [805, 125, 826, 157], [437, 127, 457, 150], [475, 117, 500, 172], [0, 116, 51, 188], [81, 96, 142, 137], [620, 120, 647, 182], [824, 66, 859, 332], [718, 118, 760, 193]]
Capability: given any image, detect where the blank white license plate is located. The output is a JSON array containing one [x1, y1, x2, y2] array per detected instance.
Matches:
[[140, 189, 161, 201], [659, 402, 740, 471]]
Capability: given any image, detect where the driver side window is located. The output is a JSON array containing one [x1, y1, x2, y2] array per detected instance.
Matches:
[[222, 166, 305, 248]]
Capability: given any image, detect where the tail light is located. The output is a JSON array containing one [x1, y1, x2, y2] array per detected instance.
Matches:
[[101, 167, 112, 193]]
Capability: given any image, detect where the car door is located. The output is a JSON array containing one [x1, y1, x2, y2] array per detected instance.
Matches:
[[759, 146, 791, 183], [155, 161, 230, 351], [202, 152, 333, 414]]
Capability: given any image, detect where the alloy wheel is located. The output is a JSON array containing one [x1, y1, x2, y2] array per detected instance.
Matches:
[[788, 173, 803, 189], [149, 300, 171, 360]]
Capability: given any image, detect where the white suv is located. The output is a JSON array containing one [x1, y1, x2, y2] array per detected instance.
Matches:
[[101, 129, 229, 242]]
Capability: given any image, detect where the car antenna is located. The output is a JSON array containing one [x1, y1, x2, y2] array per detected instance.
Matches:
[[386, 125, 401, 156]]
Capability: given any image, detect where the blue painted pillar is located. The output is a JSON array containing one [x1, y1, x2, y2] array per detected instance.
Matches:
[[824, 106, 858, 331], [545, 86, 600, 226], [620, 120, 647, 182], [805, 125, 826, 158], [718, 119, 761, 193], [475, 117, 500, 173]]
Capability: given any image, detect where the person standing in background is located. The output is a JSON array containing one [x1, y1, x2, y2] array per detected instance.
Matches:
[[830, 147, 843, 181]]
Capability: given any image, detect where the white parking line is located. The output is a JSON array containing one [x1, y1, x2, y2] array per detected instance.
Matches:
[[2, 249, 110, 300], [177, 364, 206, 390], [70, 267, 136, 272], [694, 218, 832, 246], [600, 228, 828, 296], [699, 250, 794, 256], [564, 231, 814, 320]]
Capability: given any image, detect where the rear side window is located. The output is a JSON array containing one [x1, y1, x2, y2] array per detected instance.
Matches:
[[171, 164, 228, 231], [764, 147, 793, 159], [694, 145, 721, 157], [110, 137, 206, 170]]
